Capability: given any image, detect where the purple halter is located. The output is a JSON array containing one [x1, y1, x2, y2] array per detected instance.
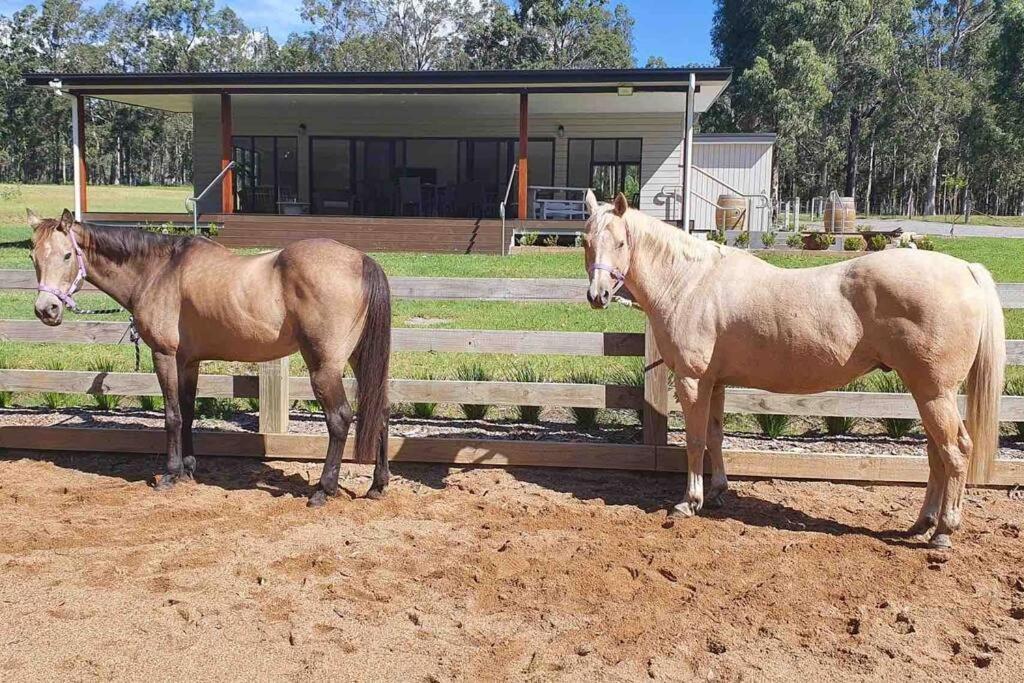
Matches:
[[588, 263, 626, 295], [37, 225, 87, 310]]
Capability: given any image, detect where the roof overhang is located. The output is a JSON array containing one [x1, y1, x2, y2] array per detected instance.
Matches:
[[24, 68, 733, 116]]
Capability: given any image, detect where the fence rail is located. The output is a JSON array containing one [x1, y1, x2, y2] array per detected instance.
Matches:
[[1, 269, 1023, 487]]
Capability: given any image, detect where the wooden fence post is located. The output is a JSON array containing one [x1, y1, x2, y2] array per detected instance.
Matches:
[[258, 357, 290, 434], [643, 319, 669, 447]]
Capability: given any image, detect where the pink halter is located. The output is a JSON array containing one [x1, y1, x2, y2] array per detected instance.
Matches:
[[37, 226, 87, 310]]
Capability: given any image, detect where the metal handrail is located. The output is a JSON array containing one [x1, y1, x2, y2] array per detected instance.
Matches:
[[184, 161, 236, 234], [499, 162, 517, 251], [691, 165, 771, 209]]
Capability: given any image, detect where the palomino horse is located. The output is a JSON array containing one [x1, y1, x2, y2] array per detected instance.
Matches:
[[29, 209, 391, 506], [583, 192, 1004, 549]]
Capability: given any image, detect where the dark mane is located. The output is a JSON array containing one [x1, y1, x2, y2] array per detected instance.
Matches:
[[74, 223, 203, 264]]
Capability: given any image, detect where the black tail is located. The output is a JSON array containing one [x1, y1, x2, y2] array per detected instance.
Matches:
[[353, 255, 391, 464]]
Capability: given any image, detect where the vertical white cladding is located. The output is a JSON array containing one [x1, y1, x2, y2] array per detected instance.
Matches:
[[690, 135, 775, 232]]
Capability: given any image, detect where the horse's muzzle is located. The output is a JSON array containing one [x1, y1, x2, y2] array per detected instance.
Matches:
[[34, 301, 63, 326], [587, 288, 611, 309]]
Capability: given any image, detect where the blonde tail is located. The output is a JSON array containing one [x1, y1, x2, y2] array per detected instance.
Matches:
[[965, 263, 1005, 485]]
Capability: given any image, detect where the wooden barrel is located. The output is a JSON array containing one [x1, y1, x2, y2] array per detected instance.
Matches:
[[823, 196, 856, 232], [715, 194, 747, 231]]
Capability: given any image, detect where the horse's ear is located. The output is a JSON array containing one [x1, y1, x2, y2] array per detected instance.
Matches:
[[57, 209, 74, 233], [26, 208, 41, 229], [612, 192, 629, 217], [584, 189, 600, 215]]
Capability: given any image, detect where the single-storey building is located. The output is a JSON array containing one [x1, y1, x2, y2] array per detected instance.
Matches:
[[24, 68, 775, 254]]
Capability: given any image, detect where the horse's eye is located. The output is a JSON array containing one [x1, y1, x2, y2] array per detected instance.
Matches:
[[64, 253, 72, 260], [618, 240, 626, 248]]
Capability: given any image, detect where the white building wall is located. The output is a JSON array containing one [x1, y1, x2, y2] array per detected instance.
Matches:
[[690, 136, 775, 232]]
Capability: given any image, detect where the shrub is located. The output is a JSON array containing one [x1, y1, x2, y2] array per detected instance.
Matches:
[[1005, 377, 1024, 437], [41, 359, 68, 409], [916, 235, 935, 251], [573, 233, 584, 248], [804, 233, 835, 250], [760, 231, 777, 248], [824, 377, 869, 435], [519, 231, 538, 247], [871, 373, 916, 437], [866, 234, 888, 251], [733, 231, 750, 248], [843, 236, 865, 251], [541, 234, 559, 247], [299, 399, 322, 413], [753, 413, 790, 438], [456, 363, 492, 420], [244, 397, 259, 412], [139, 395, 163, 412], [508, 364, 542, 424], [411, 401, 437, 418], [786, 233, 803, 249], [708, 229, 727, 244], [567, 369, 601, 430], [88, 358, 124, 411]]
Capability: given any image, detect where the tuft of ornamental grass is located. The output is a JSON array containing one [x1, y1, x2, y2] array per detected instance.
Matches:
[[41, 359, 68, 409], [196, 397, 239, 420], [613, 357, 645, 424], [244, 397, 259, 412], [843, 236, 865, 251], [139, 394, 163, 412], [753, 413, 790, 438], [824, 377, 869, 435], [760, 231, 776, 248], [0, 343, 13, 408], [88, 358, 125, 411], [567, 369, 601, 430], [871, 372, 916, 438], [411, 372, 438, 419], [1005, 377, 1024, 437], [508, 363, 542, 424], [456, 362, 492, 420]]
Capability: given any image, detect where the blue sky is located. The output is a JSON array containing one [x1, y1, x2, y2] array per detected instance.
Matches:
[[0, 0, 717, 67]]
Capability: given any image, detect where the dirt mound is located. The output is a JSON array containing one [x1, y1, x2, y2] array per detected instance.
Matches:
[[1, 453, 1022, 680]]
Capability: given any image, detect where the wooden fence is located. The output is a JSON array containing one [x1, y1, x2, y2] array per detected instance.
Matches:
[[0, 270, 1022, 486]]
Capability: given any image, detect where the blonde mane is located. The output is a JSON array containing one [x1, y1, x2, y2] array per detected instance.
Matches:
[[622, 208, 726, 267]]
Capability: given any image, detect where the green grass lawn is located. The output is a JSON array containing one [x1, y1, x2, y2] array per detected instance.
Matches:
[[1, 183, 191, 226]]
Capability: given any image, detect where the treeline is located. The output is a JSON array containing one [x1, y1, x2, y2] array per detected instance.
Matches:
[[711, 0, 1024, 216], [0, 0, 636, 187], [3, 0, 1024, 217]]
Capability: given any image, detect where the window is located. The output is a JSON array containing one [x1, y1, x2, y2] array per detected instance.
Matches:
[[232, 136, 298, 213], [567, 138, 642, 205]]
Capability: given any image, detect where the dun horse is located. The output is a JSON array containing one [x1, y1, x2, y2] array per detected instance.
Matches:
[[29, 209, 391, 506], [583, 192, 1004, 549]]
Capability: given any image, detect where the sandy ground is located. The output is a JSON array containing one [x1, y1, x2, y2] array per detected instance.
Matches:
[[1, 452, 1023, 681]]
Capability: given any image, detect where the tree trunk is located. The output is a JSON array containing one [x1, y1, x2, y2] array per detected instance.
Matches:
[[924, 137, 941, 215], [844, 109, 861, 197], [864, 136, 875, 215]]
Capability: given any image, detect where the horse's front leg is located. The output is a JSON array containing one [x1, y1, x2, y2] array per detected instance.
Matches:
[[671, 375, 713, 517], [152, 351, 185, 491], [704, 384, 729, 508], [178, 359, 200, 480]]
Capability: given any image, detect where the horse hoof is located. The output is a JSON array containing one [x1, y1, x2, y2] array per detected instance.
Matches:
[[307, 489, 329, 508], [929, 533, 953, 550], [907, 518, 936, 537], [154, 474, 179, 491], [365, 485, 387, 500], [670, 501, 698, 518], [705, 488, 728, 509]]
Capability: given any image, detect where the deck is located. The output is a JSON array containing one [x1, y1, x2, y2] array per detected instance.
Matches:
[[83, 212, 513, 255]]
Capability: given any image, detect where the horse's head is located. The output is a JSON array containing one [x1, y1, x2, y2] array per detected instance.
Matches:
[[28, 208, 80, 326], [582, 190, 631, 309]]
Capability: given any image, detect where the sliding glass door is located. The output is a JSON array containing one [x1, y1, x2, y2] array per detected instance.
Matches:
[[567, 138, 642, 205], [232, 136, 297, 213]]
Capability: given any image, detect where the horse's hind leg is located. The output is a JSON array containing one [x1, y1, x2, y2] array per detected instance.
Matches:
[[907, 439, 943, 538], [915, 393, 972, 549], [704, 384, 729, 508], [366, 417, 390, 499], [306, 364, 354, 508]]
